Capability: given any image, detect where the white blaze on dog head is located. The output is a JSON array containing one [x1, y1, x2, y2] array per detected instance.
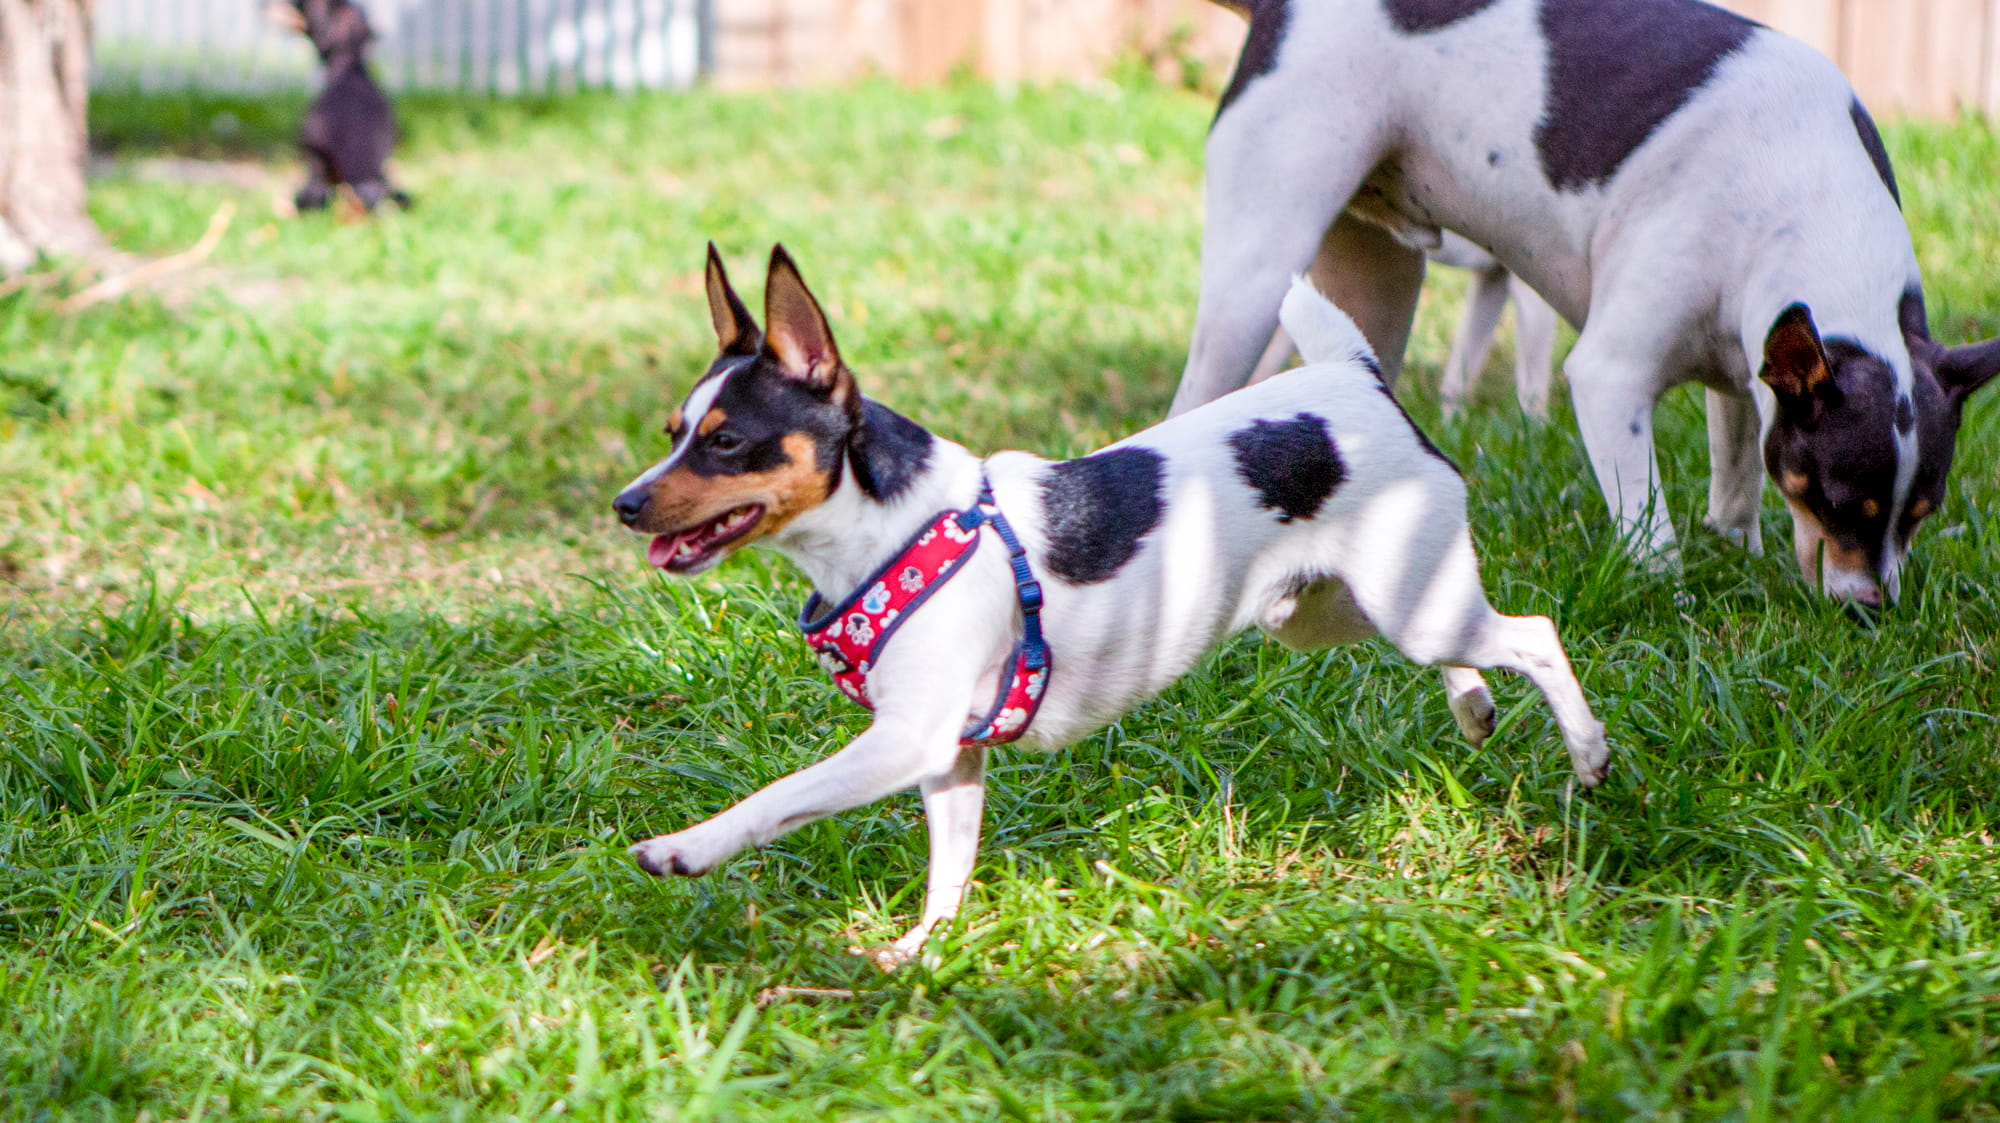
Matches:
[[610, 244, 864, 574]]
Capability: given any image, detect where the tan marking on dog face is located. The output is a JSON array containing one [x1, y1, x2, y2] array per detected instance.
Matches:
[[1787, 500, 1824, 582], [665, 411, 685, 438], [1861, 498, 1881, 519], [1787, 498, 1871, 592], [1780, 470, 1810, 498], [1821, 537, 1870, 578], [697, 408, 728, 437], [1909, 497, 1933, 520], [629, 433, 833, 545]]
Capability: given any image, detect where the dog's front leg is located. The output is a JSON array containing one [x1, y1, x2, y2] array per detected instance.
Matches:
[[871, 743, 987, 970], [1702, 387, 1764, 553], [629, 711, 963, 879], [1567, 339, 1677, 562]]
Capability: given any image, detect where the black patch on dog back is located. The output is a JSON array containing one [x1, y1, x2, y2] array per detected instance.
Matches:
[[1534, 0, 1758, 191], [1038, 448, 1165, 584], [1216, 0, 1291, 121], [848, 400, 934, 502], [1230, 413, 1347, 522], [1384, 0, 1500, 33], [1849, 100, 1901, 208]]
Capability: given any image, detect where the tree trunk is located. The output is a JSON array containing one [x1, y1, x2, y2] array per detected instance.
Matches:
[[0, 0, 100, 275]]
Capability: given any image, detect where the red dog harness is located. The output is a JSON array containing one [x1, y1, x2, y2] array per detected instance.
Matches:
[[799, 482, 1051, 746]]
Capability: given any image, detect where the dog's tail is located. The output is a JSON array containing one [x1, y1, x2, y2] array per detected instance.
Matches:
[[1279, 275, 1381, 376]]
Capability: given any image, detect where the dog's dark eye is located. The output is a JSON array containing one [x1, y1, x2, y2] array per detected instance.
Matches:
[[709, 430, 745, 454]]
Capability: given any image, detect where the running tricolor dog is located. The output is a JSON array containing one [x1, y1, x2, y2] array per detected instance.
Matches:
[[614, 245, 1609, 966]]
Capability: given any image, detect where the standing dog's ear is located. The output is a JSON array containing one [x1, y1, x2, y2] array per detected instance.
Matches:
[[1937, 337, 2000, 403], [1760, 303, 1840, 420], [705, 243, 761, 356], [763, 245, 855, 405]]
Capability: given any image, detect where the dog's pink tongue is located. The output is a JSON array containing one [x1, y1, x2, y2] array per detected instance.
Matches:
[[647, 534, 681, 568]]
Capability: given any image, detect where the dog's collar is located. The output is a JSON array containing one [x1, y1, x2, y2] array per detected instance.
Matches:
[[798, 480, 1051, 747]]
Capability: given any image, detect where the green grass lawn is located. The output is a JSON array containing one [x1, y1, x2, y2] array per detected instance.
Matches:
[[2, 80, 1998, 1120]]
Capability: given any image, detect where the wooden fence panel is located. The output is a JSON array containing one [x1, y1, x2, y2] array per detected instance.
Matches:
[[1989, 0, 2000, 113], [86, 0, 2000, 117], [1837, 0, 1988, 118], [706, 0, 1996, 119]]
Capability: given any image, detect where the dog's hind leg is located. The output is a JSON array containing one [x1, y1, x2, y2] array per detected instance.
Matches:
[[1444, 612, 1609, 787], [1263, 574, 1509, 757], [1340, 523, 1608, 786], [1439, 264, 1512, 419], [1509, 276, 1559, 420], [873, 744, 987, 970], [1170, 92, 1396, 415]]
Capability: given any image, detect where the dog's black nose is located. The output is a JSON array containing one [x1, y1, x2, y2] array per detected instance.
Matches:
[[612, 488, 650, 526]]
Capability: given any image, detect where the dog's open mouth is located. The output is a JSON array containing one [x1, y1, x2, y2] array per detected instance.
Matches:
[[647, 504, 765, 572]]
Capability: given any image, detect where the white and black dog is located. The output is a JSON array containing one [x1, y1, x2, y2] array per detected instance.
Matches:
[[614, 246, 1607, 965], [1176, 0, 2000, 606]]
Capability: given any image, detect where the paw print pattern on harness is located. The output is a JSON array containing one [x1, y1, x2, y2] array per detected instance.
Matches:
[[797, 479, 1052, 748]]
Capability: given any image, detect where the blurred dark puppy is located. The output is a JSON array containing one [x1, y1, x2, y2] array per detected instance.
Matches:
[[269, 0, 410, 213]]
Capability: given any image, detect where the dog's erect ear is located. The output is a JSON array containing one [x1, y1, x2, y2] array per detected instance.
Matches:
[[704, 243, 761, 356], [763, 245, 851, 400], [1937, 337, 2000, 403], [1760, 303, 1839, 418]]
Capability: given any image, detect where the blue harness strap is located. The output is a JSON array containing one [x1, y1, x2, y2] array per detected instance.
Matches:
[[800, 476, 1052, 746], [960, 482, 1048, 670]]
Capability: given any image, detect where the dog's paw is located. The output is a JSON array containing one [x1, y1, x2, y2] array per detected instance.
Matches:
[[1569, 725, 1611, 790], [1701, 516, 1764, 556], [851, 929, 932, 973], [628, 833, 720, 879], [1448, 684, 1498, 748], [859, 943, 916, 972]]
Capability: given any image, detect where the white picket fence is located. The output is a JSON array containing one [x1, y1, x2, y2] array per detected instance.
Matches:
[[92, 0, 711, 93]]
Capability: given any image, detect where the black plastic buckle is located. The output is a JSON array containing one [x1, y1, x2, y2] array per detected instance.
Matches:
[[1018, 578, 1044, 614]]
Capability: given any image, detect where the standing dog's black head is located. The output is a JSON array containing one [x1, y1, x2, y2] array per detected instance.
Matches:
[[1760, 298, 1999, 606], [612, 245, 868, 574], [268, 0, 373, 64]]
